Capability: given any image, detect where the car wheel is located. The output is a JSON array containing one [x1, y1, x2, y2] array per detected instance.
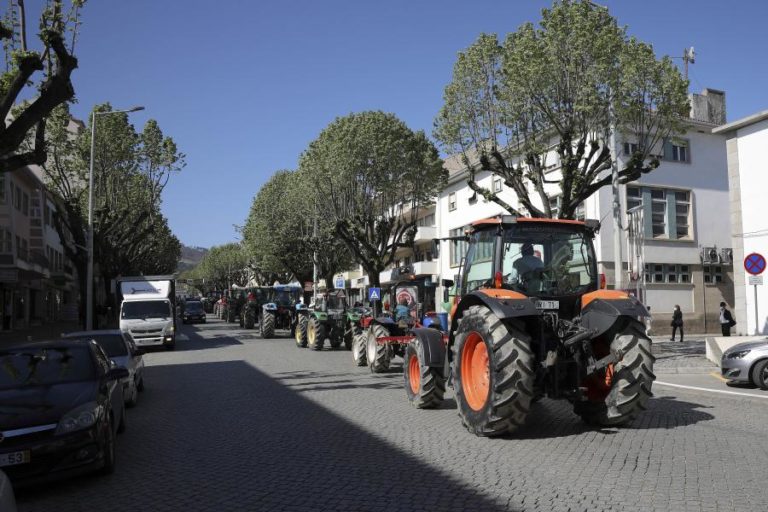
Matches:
[[137, 376, 145, 392], [751, 359, 768, 390], [126, 382, 138, 408], [117, 405, 127, 434]]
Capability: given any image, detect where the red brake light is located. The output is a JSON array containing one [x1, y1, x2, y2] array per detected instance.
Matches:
[[494, 271, 502, 289], [599, 273, 607, 289]]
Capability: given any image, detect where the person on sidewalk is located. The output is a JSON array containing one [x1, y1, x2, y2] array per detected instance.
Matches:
[[719, 302, 736, 336], [670, 305, 684, 342]]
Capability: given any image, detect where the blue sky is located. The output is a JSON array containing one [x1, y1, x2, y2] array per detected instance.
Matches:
[[66, 0, 768, 248]]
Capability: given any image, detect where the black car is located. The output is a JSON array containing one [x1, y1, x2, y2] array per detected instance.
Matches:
[[0, 339, 128, 485], [182, 300, 206, 324]]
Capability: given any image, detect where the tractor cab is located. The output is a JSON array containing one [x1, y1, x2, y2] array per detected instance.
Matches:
[[315, 290, 347, 319]]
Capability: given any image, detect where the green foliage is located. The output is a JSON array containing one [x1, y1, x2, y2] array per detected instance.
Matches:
[[299, 111, 445, 285], [434, 0, 690, 219], [187, 243, 249, 292]]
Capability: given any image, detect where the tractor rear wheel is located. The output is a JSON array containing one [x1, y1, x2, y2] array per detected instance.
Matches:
[[352, 331, 367, 366], [343, 326, 354, 351], [295, 314, 308, 348], [366, 324, 391, 373], [308, 316, 326, 351], [261, 312, 275, 338], [404, 337, 445, 408], [244, 308, 255, 329], [453, 305, 534, 437], [576, 322, 655, 426]]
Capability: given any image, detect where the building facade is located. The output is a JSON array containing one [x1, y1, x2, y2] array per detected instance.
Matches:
[[713, 110, 768, 336]]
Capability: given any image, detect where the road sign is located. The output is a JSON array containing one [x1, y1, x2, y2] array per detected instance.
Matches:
[[334, 277, 345, 289], [745, 253, 766, 275], [748, 275, 763, 286], [368, 287, 381, 301]]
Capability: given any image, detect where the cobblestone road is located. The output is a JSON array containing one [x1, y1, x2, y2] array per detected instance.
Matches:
[[16, 319, 768, 512]]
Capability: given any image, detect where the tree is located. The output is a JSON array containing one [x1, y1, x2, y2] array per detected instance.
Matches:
[[190, 243, 249, 292], [0, 1, 84, 173], [300, 111, 445, 287], [433, 0, 690, 219]]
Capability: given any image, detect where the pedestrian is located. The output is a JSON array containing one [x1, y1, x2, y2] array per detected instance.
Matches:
[[670, 305, 684, 342], [719, 301, 736, 336]]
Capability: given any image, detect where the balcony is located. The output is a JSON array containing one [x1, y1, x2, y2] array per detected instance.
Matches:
[[413, 260, 438, 276], [413, 225, 437, 243]]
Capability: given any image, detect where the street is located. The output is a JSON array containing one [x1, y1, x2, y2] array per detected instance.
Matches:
[[16, 319, 768, 512]]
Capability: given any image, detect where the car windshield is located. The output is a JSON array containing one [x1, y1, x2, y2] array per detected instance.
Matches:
[[186, 302, 203, 313], [0, 346, 97, 390], [86, 335, 128, 358], [500, 226, 596, 297], [121, 300, 171, 319]]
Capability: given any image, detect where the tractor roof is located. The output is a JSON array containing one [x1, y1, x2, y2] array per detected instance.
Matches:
[[471, 216, 599, 231]]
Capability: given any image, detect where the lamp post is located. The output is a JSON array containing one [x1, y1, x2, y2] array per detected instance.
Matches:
[[86, 106, 145, 330]]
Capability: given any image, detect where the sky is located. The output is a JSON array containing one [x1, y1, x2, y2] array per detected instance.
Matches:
[[62, 0, 768, 249]]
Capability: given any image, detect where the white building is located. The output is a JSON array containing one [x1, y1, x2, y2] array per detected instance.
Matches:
[[713, 110, 768, 335]]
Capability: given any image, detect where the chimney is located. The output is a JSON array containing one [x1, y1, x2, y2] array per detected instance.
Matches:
[[688, 88, 726, 125]]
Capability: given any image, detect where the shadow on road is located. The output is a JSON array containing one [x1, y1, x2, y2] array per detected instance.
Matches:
[[16, 360, 515, 512]]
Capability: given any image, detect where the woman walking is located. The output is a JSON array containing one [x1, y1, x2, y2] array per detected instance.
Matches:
[[670, 305, 684, 342]]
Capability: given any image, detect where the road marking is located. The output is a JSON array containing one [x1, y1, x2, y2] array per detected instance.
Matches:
[[655, 380, 768, 400], [709, 371, 729, 383]]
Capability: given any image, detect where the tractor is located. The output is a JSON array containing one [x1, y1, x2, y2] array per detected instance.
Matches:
[[260, 284, 305, 338], [360, 278, 440, 371], [387, 216, 655, 437], [239, 287, 271, 329], [296, 290, 366, 351]]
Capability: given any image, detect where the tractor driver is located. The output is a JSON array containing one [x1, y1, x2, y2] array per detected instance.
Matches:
[[395, 298, 410, 321], [512, 242, 544, 291]]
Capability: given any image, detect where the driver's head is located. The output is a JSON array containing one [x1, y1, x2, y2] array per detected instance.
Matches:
[[521, 243, 534, 256]]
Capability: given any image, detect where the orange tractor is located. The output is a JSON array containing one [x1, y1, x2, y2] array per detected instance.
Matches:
[[399, 216, 655, 436]]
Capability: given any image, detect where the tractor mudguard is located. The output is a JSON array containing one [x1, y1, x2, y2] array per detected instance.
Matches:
[[313, 311, 328, 321], [580, 294, 649, 338], [410, 327, 446, 367], [451, 290, 539, 335], [263, 303, 277, 311]]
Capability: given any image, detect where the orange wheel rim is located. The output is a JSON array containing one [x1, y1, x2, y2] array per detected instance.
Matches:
[[461, 332, 490, 411], [604, 363, 615, 388], [408, 353, 420, 394]]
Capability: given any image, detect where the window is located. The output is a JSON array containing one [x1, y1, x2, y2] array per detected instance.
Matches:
[[664, 138, 690, 163], [449, 227, 468, 267], [0, 174, 5, 204], [704, 265, 723, 284], [0, 228, 11, 253], [626, 186, 642, 212], [417, 213, 435, 227], [644, 263, 690, 284], [13, 185, 21, 211], [464, 230, 496, 293], [22, 192, 28, 216], [674, 191, 690, 238], [493, 178, 502, 193], [626, 186, 692, 239], [650, 189, 666, 237], [548, 196, 585, 220], [448, 192, 457, 211], [623, 142, 639, 156]]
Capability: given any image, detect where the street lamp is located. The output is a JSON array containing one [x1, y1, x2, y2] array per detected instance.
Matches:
[[86, 105, 145, 330]]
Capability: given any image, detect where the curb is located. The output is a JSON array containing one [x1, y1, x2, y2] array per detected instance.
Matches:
[[654, 366, 718, 375]]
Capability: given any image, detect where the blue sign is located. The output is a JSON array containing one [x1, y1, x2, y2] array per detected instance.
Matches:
[[745, 253, 766, 276], [368, 287, 381, 301], [334, 277, 345, 289]]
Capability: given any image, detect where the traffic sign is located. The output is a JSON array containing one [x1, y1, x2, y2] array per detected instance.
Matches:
[[748, 275, 763, 286], [368, 287, 381, 301], [334, 277, 345, 289], [744, 253, 766, 275]]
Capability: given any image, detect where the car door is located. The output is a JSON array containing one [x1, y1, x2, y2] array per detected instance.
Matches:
[[123, 333, 144, 385], [92, 343, 123, 434]]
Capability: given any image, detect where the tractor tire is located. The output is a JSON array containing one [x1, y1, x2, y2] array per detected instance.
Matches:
[[244, 309, 255, 329], [329, 336, 342, 349], [308, 316, 326, 351], [343, 328, 354, 351], [352, 331, 367, 366], [295, 314, 308, 348], [261, 312, 275, 338], [239, 312, 244, 327], [404, 336, 445, 409], [227, 309, 236, 324], [453, 305, 535, 437], [366, 324, 391, 373], [576, 322, 656, 427]]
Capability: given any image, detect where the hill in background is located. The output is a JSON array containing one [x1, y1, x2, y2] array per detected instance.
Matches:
[[177, 244, 208, 273]]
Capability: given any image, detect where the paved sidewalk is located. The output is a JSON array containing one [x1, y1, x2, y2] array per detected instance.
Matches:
[[0, 321, 82, 344], [650, 335, 719, 374]]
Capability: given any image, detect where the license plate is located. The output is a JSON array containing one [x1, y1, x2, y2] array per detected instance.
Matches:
[[0, 450, 30, 468], [535, 300, 559, 310]]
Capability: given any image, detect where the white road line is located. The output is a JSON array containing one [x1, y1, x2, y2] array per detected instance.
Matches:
[[655, 380, 768, 400]]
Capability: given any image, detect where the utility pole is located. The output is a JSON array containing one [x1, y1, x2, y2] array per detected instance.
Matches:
[[608, 90, 623, 291], [682, 47, 695, 81]]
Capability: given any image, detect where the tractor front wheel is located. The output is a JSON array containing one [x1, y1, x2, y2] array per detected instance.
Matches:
[[404, 337, 445, 408], [352, 331, 367, 366], [453, 305, 534, 437], [295, 314, 308, 348], [261, 312, 275, 338], [366, 324, 391, 373], [244, 308, 255, 329], [575, 322, 656, 426], [308, 316, 326, 351]]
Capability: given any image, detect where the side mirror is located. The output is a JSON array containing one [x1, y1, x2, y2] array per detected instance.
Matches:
[[107, 367, 129, 381], [133, 348, 146, 357], [441, 279, 454, 288]]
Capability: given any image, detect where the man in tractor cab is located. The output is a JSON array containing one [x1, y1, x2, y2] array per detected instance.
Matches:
[[512, 242, 544, 291], [395, 298, 410, 321]]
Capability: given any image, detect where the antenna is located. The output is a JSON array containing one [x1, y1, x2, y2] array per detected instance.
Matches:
[[683, 47, 695, 80]]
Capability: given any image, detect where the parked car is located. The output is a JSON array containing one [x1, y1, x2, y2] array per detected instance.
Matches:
[[721, 338, 768, 389], [0, 470, 16, 512], [0, 339, 128, 485], [63, 330, 146, 407], [182, 300, 207, 324]]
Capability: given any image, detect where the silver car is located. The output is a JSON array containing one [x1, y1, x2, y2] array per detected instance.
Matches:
[[721, 339, 768, 389], [64, 330, 146, 407]]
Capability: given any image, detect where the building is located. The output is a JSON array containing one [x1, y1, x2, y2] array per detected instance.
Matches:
[[713, 109, 768, 335]]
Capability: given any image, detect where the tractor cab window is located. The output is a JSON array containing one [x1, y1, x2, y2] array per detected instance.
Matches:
[[327, 293, 346, 311], [464, 229, 496, 293], [274, 290, 296, 306], [501, 226, 596, 297]]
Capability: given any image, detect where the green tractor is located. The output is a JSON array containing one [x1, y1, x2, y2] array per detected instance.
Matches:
[[298, 290, 365, 351], [239, 287, 270, 329]]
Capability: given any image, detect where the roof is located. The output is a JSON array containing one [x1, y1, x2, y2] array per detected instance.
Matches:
[[0, 338, 96, 351], [62, 330, 123, 338], [471, 216, 587, 227], [712, 110, 768, 134]]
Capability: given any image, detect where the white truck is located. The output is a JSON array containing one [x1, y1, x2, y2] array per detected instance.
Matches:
[[117, 275, 177, 350]]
